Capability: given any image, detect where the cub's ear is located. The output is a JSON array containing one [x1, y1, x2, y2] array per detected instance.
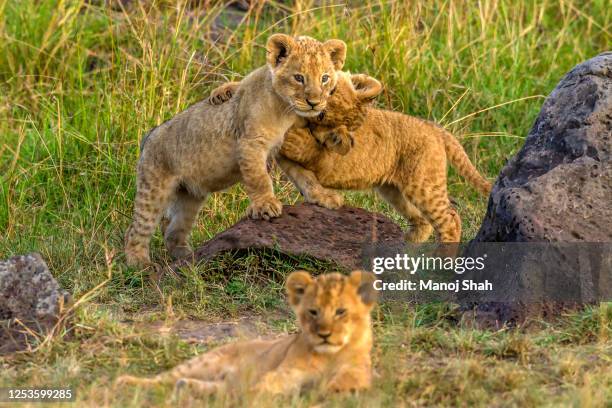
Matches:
[[349, 270, 378, 306], [323, 39, 347, 71], [266, 34, 295, 68], [351, 74, 383, 103], [286, 271, 314, 307]]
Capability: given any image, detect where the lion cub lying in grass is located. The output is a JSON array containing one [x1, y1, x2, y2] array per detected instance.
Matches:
[[116, 271, 377, 396], [211, 73, 491, 242], [124, 34, 346, 267]]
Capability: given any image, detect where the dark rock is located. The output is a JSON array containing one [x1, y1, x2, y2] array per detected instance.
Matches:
[[463, 52, 612, 327], [460, 241, 610, 328], [0, 253, 71, 354], [176, 203, 404, 270], [474, 52, 612, 243]]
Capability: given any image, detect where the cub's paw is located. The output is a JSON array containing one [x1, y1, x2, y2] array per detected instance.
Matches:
[[208, 82, 239, 105], [208, 90, 232, 105], [168, 245, 193, 261], [165, 236, 194, 260], [326, 377, 363, 394], [323, 131, 354, 155], [125, 249, 152, 269], [247, 196, 283, 220], [405, 223, 434, 243], [306, 188, 344, 209]]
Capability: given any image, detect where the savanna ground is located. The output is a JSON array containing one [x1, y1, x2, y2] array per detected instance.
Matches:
[[1, 0, 611, 406]]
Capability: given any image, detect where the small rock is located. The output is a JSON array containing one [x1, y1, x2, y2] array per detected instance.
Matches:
[[176, 203, 404, 270], [0, 253, 71, 354]]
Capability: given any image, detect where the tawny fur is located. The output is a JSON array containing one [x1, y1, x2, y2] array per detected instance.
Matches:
[[116, 271, 377, 396], [210, 73, 491, 243], [124, 34, 346, 267], [209, 73, 379, 157]]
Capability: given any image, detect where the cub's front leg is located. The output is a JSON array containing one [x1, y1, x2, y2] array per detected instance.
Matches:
[[252, 368, 310, 395], [238, 129, 284, 220], [277, 157, 344, 209]]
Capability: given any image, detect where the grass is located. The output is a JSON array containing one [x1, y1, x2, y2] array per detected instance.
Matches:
[[0, 0, 610, 406]]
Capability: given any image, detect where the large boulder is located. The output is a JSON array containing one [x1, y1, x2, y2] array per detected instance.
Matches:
[[0, 253, 71, 354], [463, 52, 612, 327], [474, 52, 611, 242], [176, 203, 404, 271]]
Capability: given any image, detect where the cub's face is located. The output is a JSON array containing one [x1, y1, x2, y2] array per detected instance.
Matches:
[[286, 271, 377, 354], [307, 72, 383, 152], [266, 34, 346, 118]]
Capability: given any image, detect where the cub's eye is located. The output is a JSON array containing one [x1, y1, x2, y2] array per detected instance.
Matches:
[[308, 309, 318, 317], [321, 74, 330, 84], [335, 308, 347, 317], [294, 74, 305, 83]]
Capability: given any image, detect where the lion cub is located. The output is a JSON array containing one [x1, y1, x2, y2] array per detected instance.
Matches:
[[211, 74, 491, 242], [211, 71, 384, 209], [124, 34, 346, 267], [116, 271, 378, 396]]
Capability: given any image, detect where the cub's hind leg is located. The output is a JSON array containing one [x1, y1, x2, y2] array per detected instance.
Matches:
[[161, 187, 206, 260], [399, 177, 461, 243], [116, 350, 230, 389], [125, 163, 178, 267], [375, 184, 433, 243]]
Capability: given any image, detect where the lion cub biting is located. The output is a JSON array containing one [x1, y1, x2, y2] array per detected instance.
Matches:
[[210, 71, 383, 209], [211, 74, 491, 242], [116, 271, 378, 396], [208, 72, 382, 158], [124, 34, 346, 267]]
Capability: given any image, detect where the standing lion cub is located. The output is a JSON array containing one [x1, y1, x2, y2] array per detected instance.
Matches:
[[124, 34, 346, 267], [116, 271, 378, 396]]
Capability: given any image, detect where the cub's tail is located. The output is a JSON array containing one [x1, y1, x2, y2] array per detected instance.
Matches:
[[439, 128, 492, 196]]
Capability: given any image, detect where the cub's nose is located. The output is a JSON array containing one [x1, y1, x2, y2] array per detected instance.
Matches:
[[306, 99, 321, 109], [318, 331, 331, 340]]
